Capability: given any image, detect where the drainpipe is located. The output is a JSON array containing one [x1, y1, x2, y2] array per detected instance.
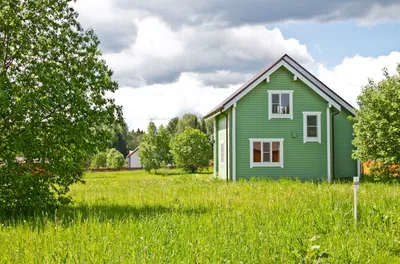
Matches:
[[331, 109, 340, 181], [220, 111, 229, 182]]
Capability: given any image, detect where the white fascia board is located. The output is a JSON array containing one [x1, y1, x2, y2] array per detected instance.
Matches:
[[284, 57, 355, 115], [223, 60, 342, 112], [204, 111, 221, 121]]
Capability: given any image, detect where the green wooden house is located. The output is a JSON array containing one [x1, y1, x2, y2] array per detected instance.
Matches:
[[204, 54, 360, 181]]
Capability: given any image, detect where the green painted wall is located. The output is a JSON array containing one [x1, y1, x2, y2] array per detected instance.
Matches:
[[235, 66, 329, 180], [333, 109, 357, 178]]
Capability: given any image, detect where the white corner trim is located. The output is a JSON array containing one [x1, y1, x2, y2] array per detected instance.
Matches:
[[303, 112, 322, 143], [232, 104, 236, 181], [223, 60, 342, 112], [220, 140, 225, 166], [267, 90, 294, 120], [327, 106, 331, 183], [266, 76, 270, 83], [213, 118, 217, 178], [293, 75, 297, 81], [249, 138, 284, 168]]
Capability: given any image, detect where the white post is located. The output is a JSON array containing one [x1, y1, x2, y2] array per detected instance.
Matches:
[[353, 176, 360, 223]]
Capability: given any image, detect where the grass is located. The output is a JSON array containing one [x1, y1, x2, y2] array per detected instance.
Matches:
[[1, 170, 400, 263]]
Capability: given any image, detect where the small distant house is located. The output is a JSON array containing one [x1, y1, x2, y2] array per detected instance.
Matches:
[[204, 54, 360, 182], [127, 147, 143, 169]]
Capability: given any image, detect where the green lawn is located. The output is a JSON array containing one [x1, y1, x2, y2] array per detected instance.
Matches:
[[1, 170, 400, 263]]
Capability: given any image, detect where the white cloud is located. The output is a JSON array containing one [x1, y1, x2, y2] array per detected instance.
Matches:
[[318, 52, 400, 108], [102, 18, 314, 86], [113, 73, 238, 130]]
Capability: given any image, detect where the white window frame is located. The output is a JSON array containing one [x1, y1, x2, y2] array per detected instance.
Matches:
[[249, 138, 284, 168], [220, 141, 225, 165], [268, 90, 294, 120], [303, 112, 321, 143]]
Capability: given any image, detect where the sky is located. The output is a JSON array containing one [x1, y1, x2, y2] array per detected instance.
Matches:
[[72, 0, 400, 131]]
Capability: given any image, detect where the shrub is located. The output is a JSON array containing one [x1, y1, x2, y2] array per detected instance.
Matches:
[[107, 149, 126, 169], [172, 128, 211, 172], [91, 152, 108, 168]]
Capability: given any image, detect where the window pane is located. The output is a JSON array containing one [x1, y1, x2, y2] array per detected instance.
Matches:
[[307, 115, 317, 126], [263, 142, 270, 152], [263, 152, 270, 162], [272, 104, 279, 114], [307, 127, 317, 137], [281, 94, 290, 114], [253, 142, 261, 162], [272, 94, 279, 104], [272, 142, 280, 162], [262, 142, 270, 162]]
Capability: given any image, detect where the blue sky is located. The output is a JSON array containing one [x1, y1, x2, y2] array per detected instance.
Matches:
[[73, 0, 400, 130], [278, 21, 400, 67]]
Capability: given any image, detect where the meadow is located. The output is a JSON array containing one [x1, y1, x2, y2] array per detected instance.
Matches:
[[1, 170, 400, 263]]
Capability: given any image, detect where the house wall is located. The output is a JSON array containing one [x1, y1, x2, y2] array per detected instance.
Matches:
[[333, 109, 357, 178], [128, 151, 142, 168], [235, 66, 329, 180]]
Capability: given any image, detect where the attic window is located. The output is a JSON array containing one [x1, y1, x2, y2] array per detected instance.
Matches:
[[268, 90, 293, 120]]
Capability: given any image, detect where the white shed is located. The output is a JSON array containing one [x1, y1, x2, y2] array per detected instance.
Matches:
[[127, 147, 143, 169]]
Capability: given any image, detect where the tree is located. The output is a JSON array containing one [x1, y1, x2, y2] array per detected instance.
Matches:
[[139, 122, 172, 173], [166, 117, 179, 137], [0, 1, 122, 214], [91, 152, 108, 168], [107, 149, 126, 169], [176, 113, 206, 135], [351, 65, 400, 177], [172, 128, 212, 172], [126, 128, 144, 150]]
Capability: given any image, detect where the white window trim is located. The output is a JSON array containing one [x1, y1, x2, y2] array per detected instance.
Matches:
[[303, 112, 321, 143], [220, 141, 225, 166], [268, 90, 294, 120], [249, 138, 284, 168]]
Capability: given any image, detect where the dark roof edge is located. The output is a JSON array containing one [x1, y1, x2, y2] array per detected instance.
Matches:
[[126, 146, 140, 157]]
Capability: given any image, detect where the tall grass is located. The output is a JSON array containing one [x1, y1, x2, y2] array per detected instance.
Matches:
[[1, 170, 400, 263]]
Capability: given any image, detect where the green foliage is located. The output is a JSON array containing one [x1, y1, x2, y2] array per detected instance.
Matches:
[[139, 122, 173, 173], [176, 114, 207, 135], [107, 149, 126, 169], [166, 117, 179, 137], [0, 1, 122, 214], [172, 128, 211, 172], [351, 65, 400, 177], [1, 171, 400, 262], [91, 152, 108, 168], [126, 128, 145, 150]]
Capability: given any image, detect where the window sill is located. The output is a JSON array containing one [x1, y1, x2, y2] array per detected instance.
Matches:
[[251, 163, 283, 168], [304, 138, 321, 143], [269, 114, 293, 120]]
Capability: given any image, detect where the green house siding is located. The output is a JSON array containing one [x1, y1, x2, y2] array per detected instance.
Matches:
[[333, 109, 357, 178], [235, 66, 329, 180]]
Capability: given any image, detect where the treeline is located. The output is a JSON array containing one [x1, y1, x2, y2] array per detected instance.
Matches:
[[110, 113, 213, 157]]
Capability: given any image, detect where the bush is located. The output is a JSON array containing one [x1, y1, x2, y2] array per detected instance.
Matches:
[[91, 152, 108, 168], [107, 149, 126, 169], [172, 128, 211, 172]]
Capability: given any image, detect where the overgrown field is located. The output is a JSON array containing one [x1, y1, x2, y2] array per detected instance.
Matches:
[[1, 170, 400, 263]]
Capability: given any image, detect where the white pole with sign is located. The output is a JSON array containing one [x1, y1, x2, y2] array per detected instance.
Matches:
[[353, 176, 360, 222]]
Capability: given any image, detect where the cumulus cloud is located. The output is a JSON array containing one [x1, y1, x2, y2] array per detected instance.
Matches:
[[113, 73, 238, 130], [103, 17, 313, 86], [117, 0, 400, 26], [318, 52, 400, 108]]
